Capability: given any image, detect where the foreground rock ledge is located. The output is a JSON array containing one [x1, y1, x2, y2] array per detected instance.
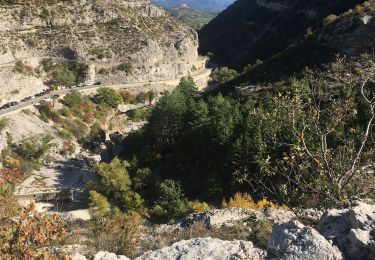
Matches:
[[268, 220, 343, 260], [137, 237, 266, 260]]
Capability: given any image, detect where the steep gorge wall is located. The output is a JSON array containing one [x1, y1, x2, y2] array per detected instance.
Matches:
[[0, 0, 202, 103], [199, 0, 367, 70]]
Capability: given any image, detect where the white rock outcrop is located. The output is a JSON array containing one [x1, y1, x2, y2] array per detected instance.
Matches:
[[318, 201, 375, 259], [136, 237, 266, 260], [182, 208, 258, 228], [268, 220, 343, 260], [181, 207, 296, 228], [93, 251, 130, 260], [0, 0, 206, 104]]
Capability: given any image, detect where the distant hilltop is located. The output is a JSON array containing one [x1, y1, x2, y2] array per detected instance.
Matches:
[[153, 0, 235, 11]]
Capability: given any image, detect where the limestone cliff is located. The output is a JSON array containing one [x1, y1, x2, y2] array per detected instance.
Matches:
[[0, 0, 202, 103]]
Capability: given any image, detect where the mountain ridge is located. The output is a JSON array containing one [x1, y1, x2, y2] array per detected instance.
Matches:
[[199, 0, 368, 70], [153, 0, 234, 11]]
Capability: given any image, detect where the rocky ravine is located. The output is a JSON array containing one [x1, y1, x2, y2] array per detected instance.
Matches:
[[0, 0, 206, 104], [58, 201, 375, 259]]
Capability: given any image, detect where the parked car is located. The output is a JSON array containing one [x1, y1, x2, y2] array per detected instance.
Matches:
[[10, 102, 19, 106], [0, 104, 10, 110]]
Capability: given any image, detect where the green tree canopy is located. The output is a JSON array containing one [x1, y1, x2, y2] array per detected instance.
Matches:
[[52, 67, 76, 86], [94, 88, 123, 108]]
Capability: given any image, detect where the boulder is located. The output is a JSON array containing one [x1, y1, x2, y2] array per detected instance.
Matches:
[[72, 253, 88, 260], [181, 208, 296, 229], [136, 237, 266, 260], [268, 220, 343, 260], [318, 201, 375, 259], [262, 208, 296, 223], [297, 209, 324, 223], [182, 208, 258, 228], [93, 251, 130, 260]]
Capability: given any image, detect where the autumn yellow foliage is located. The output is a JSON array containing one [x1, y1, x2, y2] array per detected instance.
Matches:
[[221, 192, 287, 210], [187, 200, 210, 213], [0, 203, 67, 258]]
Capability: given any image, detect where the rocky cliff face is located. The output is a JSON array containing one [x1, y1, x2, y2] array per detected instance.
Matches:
[[0, 0, 202, 103], [199, 0, 367, 70], [56, 201, 375, 259]]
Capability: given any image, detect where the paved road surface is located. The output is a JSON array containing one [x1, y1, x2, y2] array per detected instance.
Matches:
[[0, 68, 211, 116]]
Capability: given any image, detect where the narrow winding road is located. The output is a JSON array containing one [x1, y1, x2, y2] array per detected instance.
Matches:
[[0, 68, 211, 116]]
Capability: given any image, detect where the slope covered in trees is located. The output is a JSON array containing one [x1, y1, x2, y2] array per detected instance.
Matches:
[[115, 54, 375, 212], [199, 0, 367, 70]]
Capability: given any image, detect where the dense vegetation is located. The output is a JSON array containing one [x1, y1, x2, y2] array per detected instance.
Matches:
[[111, 55, 375, 213]]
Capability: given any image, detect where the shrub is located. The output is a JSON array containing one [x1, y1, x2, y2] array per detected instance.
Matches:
[[12, 60, 34, 75], [211, 67, 238, 85], [89, 190, 111, 221], [3, 156, 20, 169], [0, 168, 22, 196], [14, 134, 56, 166], [120, 90, 136, 104], [221, 192, 287, 210], [0, 194, 20, 220], [52, 66, 76, 86], [248, 219, 273, 249], [61, 91, 83, 108], [61, 118, 88, 140], [60, 140, 75, 156], [151, 179, 188, 222], [0, 118, 9, 133], [145, 90, 155, 105], [0, 203, 67, 258], [128, 108, 150, 122], [116, 62, 133, 74], [94, 157, 146, 215], [187, 200, 210, 214], [94, 88, 123, 108], [135, 92, 147, 104], [37, 101, 61, 123], [91, 213, 142, 258], [222, 192, 257, 209]]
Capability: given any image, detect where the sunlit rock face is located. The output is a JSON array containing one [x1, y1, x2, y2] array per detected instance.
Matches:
[[0, 0, 200, 102]]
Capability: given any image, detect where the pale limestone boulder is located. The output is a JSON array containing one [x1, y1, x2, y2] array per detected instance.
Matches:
[[268, 220, 343, 260], [94, 251, 130, 260], [182, 208, 258, 228], [318, 201, 375, 259], [136, 237, 266, 260], [182, 207, 296, 229]]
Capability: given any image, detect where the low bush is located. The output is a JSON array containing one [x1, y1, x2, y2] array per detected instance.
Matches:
[[94, 88, 123, 108], [14, 133, 56, 168], [151, 180, 189, 222], [0, 203, 67, 258], [187, 200, 210, 214], [221, 192, 287, 210], [248, 219, 273, 249], [90, 212, 142, 258], [0, 118, 9, 133], [128, 107, 150, 122]]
